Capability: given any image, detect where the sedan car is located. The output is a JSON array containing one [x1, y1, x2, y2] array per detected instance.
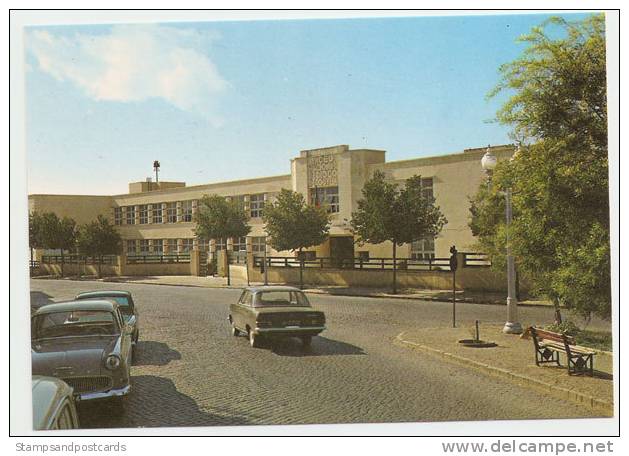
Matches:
[[32, 376, 80, 430], [75, 290, 139, 346], [31, 300, 132, 404], [229, 286, 326, 348]]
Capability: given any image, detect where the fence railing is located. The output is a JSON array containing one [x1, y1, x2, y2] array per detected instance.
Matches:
[[41, 254, 117, 265], [228, 251, 248, 265], [253, 253, 491, 272], [30, 260, 40, 268], [461, 252, 492, 268], [126, 254, 190, 264], [254, 256, 453, 271]]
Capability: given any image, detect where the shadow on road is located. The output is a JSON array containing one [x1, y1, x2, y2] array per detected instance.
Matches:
[[77, 375, 255, 429], [270, 336, 365, 357], [133, 341, 181, 366], [30, 291, 55, 313]]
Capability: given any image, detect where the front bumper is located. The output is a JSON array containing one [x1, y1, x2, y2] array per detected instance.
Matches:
[[78, 384, 131, 401], [254, 326, 326, 336]]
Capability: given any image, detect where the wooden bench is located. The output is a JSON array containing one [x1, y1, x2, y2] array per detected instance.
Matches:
[[528, 326, 597, 376]]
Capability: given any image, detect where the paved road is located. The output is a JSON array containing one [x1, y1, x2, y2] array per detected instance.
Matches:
[[30, 279, 604, 429]]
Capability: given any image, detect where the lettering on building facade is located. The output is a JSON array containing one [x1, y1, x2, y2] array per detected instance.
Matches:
[[307, 153, 338, 188]]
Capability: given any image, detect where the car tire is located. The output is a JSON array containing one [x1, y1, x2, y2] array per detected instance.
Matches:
[[249, 330, 262, 348], [231, 325, 240, 337], [301, 336, 312, 348]]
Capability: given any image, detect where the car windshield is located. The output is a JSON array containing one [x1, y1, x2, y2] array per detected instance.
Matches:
[[254, 291, 310, 307], [32, 310, 119, 339], [109, 297, 132, 315]]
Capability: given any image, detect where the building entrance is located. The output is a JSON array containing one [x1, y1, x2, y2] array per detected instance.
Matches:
[[329, 236, 355, 268]]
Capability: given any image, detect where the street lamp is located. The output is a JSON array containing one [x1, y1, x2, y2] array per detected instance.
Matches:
[[481, 145, 523, 334]]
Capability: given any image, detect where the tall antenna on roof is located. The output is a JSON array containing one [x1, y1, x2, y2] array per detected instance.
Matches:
[[153, 160, 160, 184]]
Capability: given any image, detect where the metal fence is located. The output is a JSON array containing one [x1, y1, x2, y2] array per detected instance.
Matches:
[[126, 254, 190, 264], [228, 251, 248, 265], [41, 254, 117, 265], [253, 253, 490, 272]]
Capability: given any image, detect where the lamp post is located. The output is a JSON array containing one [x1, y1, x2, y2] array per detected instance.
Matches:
[[481, 145, 523, 334]]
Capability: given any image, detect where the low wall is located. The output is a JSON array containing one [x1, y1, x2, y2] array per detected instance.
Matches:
[[249, 265, 529, 293], [122, 263, 190, 276], [38, 263, 119, 277], [229, 264, 249, 283]]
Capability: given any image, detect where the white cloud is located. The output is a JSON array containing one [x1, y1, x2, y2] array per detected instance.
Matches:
[[26, 25, 228, 125]]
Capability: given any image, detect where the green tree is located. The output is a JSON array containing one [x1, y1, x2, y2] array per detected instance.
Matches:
[[77, 215, 122, 277], [471, 14, 609, 321], [262, 189, 331, 289], [29, 212, 43, 272], [38, 212, 77, 277], [351, 171, 447, 294], [194, 195, 251, 284]]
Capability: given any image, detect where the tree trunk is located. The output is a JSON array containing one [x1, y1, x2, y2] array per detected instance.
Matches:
[[553, 297, 563, 325], [299, 247, 304, 290], [98, 255, 103, 278], [30, 248, 34, 275], [60, 249, 65, 278], [392, 242, 397, 295]]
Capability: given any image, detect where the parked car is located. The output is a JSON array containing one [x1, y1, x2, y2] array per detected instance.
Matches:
[[229, 286, 326, 348], [75, 290, 139, 348], [32, 376, 80, 430], [31, 300, 133, 404]]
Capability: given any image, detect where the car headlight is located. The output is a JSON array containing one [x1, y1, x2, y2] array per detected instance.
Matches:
[[105, 354, 121, 370]]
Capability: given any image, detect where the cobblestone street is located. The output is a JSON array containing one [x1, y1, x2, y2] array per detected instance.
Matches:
[[30, 279, 606, 429]]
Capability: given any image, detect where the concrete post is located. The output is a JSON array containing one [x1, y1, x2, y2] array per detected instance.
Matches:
[[190, 250, 200, 276], [117, 254, 127, 276]]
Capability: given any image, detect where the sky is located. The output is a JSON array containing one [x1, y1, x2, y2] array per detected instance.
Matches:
[[23, 12, 592, 195]]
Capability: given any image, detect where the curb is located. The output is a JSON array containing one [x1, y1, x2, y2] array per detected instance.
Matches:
[[304, 288, 555, 308], [32, 276, 556, 307], [394, 332, 613, 416]]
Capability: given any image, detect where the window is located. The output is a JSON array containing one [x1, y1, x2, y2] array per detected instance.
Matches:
[[310, 186, 339, 213], [411, 237, 435, 260], [357, 251, 370, 261], [152, 239, 163, 254], [215, 238, 226, 251], [250, 194, 265, 218], [139, 239, 150, 255], [152, 204, 163, 224], [139, 205, 148, 224], [114, 207, 122, 225], [181, 238, 193, 253], [167, 239, 178, 254], [232, 195, 246, 212], [182, 200, 193, 222], [232, 236, 247, 252], [251, 237, 266, 254], [126, 240, 137, 255], [126, 206, 136, 225], [421, 177, 434, 201], [166, 202, 177, 223]]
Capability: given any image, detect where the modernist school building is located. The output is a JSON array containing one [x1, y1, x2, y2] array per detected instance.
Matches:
[[28, 144, 515, 262]]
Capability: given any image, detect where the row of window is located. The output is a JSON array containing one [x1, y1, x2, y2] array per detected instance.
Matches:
[[114, 194, 267, 226], [124, 237, 268, 255]]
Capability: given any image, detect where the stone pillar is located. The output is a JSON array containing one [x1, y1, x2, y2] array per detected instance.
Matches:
[[190, 250, 200, 276], [192, 238, 199, 251], [176, 239, 183, 255], [226, 237, 234, 251], [117, 254, 127, 276], [176, 201, 182, 222], [121, 207, 127, 225], [162, 203, 167, 224], [134, 205, 140, 225], [216, 250, 229, 277], [147, 204, 153, 223]]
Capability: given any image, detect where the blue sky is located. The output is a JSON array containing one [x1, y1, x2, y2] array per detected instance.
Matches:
[[24, 12, 590, 195]]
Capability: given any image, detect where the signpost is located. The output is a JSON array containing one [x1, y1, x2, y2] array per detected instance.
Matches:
[[449, 246, 458, 328]]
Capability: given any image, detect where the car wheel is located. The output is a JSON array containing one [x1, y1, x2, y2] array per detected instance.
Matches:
[[131, 344, 137, 363], [231, 325, 240, 337], [301, 336, 312, 348], [249, 330, 262, 348]]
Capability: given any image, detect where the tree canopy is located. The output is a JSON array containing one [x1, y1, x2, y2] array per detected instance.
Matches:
[[352, 171, 447, 293], [471, 14, 610, 320], [262, 189, 330, 253], [194, 194, 251, 242]]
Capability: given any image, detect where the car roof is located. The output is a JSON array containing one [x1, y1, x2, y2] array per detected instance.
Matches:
[[33, 299, 118, 315], [246, 285, 303, 293], [32, 376, 73, 430], [75, 290, 132, 299]]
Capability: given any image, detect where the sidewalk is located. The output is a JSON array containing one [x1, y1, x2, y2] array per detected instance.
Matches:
[[395, 325, 613, 415], [35, 274, 555, 308]]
